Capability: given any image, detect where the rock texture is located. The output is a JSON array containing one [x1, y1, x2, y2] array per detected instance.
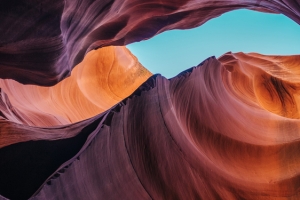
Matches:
[[0, 46, 151, 127], [219, 52, 300, 119], [0, 0, 299, 85], [2, 56, 300, 199], [1, 0, 300, 200]]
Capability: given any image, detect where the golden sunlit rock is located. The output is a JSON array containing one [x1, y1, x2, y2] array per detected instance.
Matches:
[[1, 0, 300, 199], [219, 52, 300, 119], [0, 46, 151, 127]]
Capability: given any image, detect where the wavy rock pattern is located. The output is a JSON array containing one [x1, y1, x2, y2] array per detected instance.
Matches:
[[219, 52, 300, 119], [0, 46, 151, 127], [0, 0, 299, 85], [2, 56, 300, 199], [1, 0, 300, 200]]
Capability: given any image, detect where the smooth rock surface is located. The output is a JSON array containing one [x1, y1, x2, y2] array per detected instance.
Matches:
[[0, 46, 151, 127], [1, 0, 300, 199], [1, 56, 300, 199], [0, 0, 299, 85]]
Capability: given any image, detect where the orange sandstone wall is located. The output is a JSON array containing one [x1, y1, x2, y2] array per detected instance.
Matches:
[[0, 46, 151, 126]]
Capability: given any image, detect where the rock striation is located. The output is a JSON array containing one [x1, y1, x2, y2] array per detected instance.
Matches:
[[1, 55, 300, 199], [1, 0, 300, 200], [0, 46, 151, 127], [0, 0, 299, 85]]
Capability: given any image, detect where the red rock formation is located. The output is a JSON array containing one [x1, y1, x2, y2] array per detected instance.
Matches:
[[1, 55, 300, 199], [0, 0, 299, 85], [219, 52, 300, 119], [1, 0, 300, 200], [0, 46, 151, 127]]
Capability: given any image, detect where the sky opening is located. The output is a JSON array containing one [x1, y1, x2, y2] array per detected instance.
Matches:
[[127, 9, 300, 78]]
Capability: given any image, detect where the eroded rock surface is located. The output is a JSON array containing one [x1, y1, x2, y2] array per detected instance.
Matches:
[[0, 46, 151, 127], [1, 56, 300, 199], [1, 0, 300, 200], [0, 0, 299, 85]]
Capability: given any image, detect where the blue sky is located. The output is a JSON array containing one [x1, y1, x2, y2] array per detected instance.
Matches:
[[127, 9, 300, 78]]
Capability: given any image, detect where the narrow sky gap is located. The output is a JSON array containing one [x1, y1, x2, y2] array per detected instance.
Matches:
[[127, 9, 300, 78]]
